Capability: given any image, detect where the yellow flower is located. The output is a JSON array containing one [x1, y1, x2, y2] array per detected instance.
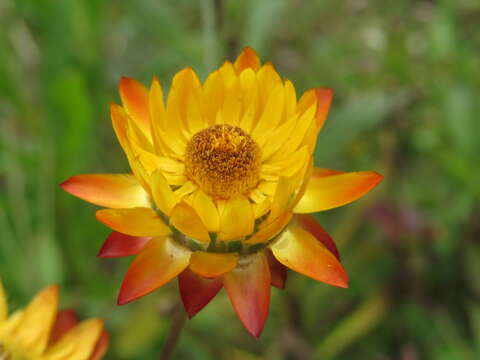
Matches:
[[61, 47, 383, 337], [0, 280, 108, 360]]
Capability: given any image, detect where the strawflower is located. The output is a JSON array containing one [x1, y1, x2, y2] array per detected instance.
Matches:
[[0, 280, 108, 360], [61, 47, 383, 337]]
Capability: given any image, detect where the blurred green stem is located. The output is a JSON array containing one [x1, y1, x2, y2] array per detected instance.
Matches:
[[159, 303, 187, 360]]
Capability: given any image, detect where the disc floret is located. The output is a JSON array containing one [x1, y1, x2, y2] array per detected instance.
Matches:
[[184, 124, 261, 199]]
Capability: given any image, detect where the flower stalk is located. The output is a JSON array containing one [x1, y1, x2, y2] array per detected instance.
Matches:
[[160, 303, 187, 360]]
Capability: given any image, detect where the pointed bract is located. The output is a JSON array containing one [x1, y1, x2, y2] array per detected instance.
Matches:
[[96, 208, 170, 237], [49, 309, 79, 345], [294, 169, 383, 213], [314, 88, 333, 130], [118, 237, 191, 305], [297, 214, 340, 260], [234, 47, 261, 72], [60, 174, 149, 209], [97, 232, 151, 258], [178, 268, 223, 318], [223, 253, 271, 337], [270, 226, 348, 288], [265, 250, 287, 289], [119, 77, 151, 137], [189, 252, 239, 278], [89, 331, 109, 360]]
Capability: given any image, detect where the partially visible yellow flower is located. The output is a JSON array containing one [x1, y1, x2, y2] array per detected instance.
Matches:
[[0, 280, 108, 360], [61, 47, 383, 337]]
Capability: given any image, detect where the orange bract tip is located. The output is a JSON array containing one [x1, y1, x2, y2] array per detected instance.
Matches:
[[119, 77, 151, 135], [234, 46, 261, 72], [294, 169, 384, 214], [315, 87, 333, 129], [60, 174, 149, 209]]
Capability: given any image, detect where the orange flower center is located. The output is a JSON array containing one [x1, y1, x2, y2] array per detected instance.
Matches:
[[184, 124, 261, 199]]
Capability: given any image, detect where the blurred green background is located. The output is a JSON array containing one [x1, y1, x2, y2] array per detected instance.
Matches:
[[1, 0, 480, 359]]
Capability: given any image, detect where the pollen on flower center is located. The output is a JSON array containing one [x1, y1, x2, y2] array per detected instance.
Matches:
[[184, 124, 261, 199]]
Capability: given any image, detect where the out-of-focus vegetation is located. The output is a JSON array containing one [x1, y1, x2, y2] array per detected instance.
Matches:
[[1, 0, 480, 359]]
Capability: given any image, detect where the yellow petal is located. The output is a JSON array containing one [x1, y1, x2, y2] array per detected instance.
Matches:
[[220, 82, 242, 127], [219, 195, 254, 241], [253, 198, 271, 219], [261, 146, 309, 178], [260, 113, 297, 160], [125, 111, 154, 153], [0, 310, 24, 338], [173, 181, 198, 198], [238, 70, 259, 132], [150, 170, 178, 215], [284, 80, 297, 117], [294, 169, 384, 213], [170, 202, 210, 243], [257, 181, 277, 197], [270, 226, 348, 288], [190, 252, 239, 278], [164, 173, 188, 186], [218, 61, 237, 89], [43, 318, 103, 360], [246, 212, 293, 245], [0, 279, 7, 321], [14, 285, 59, 354], [192, 190, 220, 232], [268, 177, 295, 222], [135, 148, 185, 175], [149, 76, 173, 156], [186, 90, 205, 134], [296, 88, 317, 115], [249, 188, 266, 204], [279, 103, 316, 157], [110, 104, 151, 192], [202, 70, 224, 127], [238, 95, 259, 133], [96, 208, 171, 237], [167, 68, 201, 136], [252, 83, 285, 145], [256, 64, 281, 108], [110, 103, 135, 163]]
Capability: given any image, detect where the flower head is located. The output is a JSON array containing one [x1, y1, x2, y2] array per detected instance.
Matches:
[[0, 280, 108, 360], [61, 47, 383, 337]]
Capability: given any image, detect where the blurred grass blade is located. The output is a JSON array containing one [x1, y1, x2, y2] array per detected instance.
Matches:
[[315, 290, 389, 359]]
